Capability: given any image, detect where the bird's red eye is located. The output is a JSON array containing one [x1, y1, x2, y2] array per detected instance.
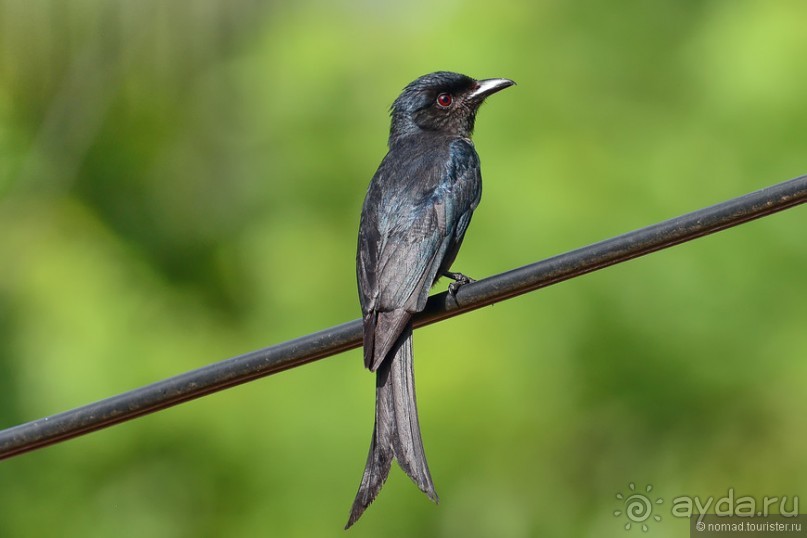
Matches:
[[436, 93, 452, 108]]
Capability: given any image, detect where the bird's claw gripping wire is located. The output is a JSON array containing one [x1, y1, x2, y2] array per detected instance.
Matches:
[[445, 271, 476, 297]]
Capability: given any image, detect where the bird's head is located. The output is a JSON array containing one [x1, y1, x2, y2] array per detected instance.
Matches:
[[389, 71, 514, 144]]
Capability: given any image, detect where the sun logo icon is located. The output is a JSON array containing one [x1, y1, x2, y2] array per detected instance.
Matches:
[[614, 482, 663, 532]]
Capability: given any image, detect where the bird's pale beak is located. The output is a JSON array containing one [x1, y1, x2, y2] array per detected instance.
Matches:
[[467, 78, 516, 102]]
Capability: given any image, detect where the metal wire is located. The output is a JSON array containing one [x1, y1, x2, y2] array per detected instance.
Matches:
[[1, 174, 806, 460]]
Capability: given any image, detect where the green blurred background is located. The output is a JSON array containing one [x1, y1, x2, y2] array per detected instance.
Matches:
[[1, 0, 806, 536]]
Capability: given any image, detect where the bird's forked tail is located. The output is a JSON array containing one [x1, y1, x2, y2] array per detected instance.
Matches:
[[346, 325, 437, 528]]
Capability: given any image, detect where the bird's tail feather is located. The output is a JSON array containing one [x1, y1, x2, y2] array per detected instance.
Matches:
[[346, 324, 437, 528]]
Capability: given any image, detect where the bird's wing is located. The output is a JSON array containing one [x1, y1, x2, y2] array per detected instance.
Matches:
[[357, 139, 481, 370]]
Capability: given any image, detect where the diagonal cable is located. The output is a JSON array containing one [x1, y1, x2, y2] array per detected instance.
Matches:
[[1, 174, 805, 460]]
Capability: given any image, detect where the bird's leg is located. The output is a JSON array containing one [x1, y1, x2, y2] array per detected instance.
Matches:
[[444, 271, 476, 296]]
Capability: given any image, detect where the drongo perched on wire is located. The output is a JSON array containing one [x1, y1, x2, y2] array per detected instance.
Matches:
[[347, 71, 514, 528]]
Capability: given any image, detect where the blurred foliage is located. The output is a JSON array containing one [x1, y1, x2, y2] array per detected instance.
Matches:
[[1, 0, 806, 536]]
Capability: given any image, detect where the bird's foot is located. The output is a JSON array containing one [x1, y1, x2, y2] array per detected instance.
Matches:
[[445, 271, 476, 297]]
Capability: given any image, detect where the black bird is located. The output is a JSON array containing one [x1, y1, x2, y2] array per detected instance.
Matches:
[[347, 71, 514, 528]]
